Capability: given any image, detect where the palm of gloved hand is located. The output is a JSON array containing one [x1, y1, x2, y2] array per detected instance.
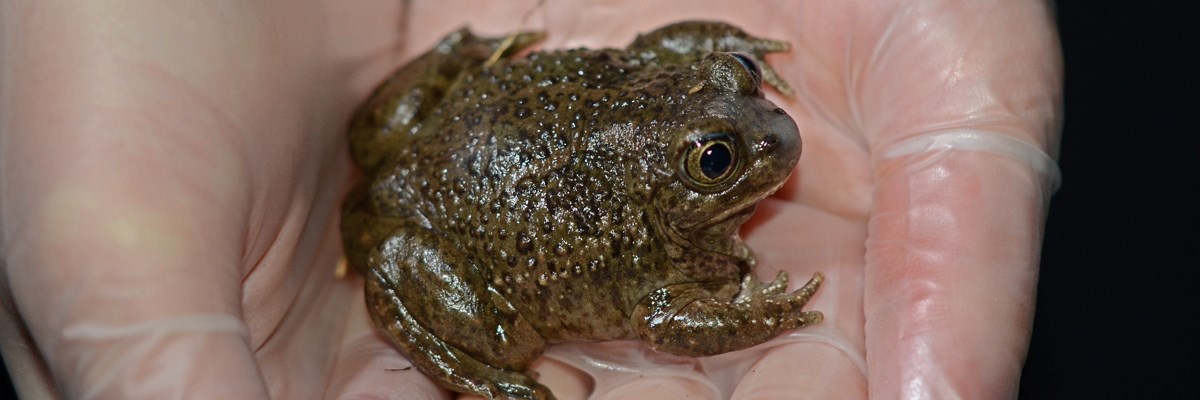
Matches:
[[0, 1, 1059, 399], [440, 2, 1059, 398]]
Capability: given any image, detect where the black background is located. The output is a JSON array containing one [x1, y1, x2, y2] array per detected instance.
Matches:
[[2, 2, 1196, 398], [1018, 2, 1198, 398]]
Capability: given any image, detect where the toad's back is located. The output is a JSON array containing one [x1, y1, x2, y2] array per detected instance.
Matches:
[[367, 48, 702, 340]]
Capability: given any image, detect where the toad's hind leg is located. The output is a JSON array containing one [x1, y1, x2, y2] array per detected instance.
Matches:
[[628, 21, 794, 96], [363, 227, 553, 400], [348, 29, 544, 173], [365, 277, 553, 400]]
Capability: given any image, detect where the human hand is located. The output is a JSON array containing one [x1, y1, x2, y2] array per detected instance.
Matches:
[[402, 1, 1060, 398], [0, 0, 1060, 399], [0, 0, 443, 397]]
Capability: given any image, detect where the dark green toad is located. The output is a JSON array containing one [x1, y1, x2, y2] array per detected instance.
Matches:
[[342, 21, 823, 400]]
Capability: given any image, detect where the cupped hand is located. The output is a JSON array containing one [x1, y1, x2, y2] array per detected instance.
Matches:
[[0, 0, 1060, 399]]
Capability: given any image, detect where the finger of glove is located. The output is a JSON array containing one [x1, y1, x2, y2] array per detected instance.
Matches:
[[837, 1, 1062, 398]]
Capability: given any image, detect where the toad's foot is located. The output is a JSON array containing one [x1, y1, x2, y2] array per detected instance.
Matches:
[[633, 272, 824, 357]]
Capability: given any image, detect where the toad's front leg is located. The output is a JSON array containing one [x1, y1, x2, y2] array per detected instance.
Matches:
[[632, 273, 824, 357]]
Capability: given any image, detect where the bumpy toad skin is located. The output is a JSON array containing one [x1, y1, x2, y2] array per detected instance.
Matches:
[[342, 21, 823, 400]]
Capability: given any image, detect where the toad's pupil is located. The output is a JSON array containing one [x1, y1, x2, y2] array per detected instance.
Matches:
[[700, 143, 733, 179]]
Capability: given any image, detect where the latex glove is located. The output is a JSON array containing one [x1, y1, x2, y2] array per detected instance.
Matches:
[[0, 0, 436, 398], [398, 1, 1062, 399], [0, 1, 1061, 399]]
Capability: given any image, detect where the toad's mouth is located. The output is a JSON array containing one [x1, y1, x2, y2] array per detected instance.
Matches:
[[667, 203, 758, 259], [671, 202, 758, 251], [670, 174, 792, 257], [679, 176, 788, 233], [690, 203, 757, 231]]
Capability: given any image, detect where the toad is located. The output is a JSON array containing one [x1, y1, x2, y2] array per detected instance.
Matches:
[[342, 21, 823, 399]]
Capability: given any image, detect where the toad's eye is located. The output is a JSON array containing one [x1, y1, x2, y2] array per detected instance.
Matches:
[[683, 133, 739, 188], [730, 52, 762, 85]]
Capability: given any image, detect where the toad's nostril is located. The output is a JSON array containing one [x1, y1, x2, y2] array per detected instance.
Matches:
[[773, 108, 787, 115], [762, 134, 779, 148]]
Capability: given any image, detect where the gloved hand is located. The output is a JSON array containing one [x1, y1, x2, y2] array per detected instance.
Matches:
[[492, 2, 1062, 399], [0, 0, 1061, 399], [0, 0, 413, 398]]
